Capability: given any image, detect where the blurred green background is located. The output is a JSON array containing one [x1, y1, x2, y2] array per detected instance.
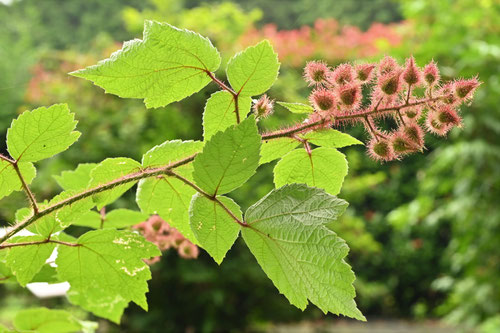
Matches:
[[0, 0, 499, 332]]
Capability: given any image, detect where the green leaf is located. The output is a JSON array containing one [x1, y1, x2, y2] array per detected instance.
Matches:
[[53, 163, 97, 191], [202, 91, 252, 141], [13, 307, 87, 333], [72, 209, 147, 229], [142, 140, 203, 168], [19, 193, 94, 238], [104, 209, 148, 228], [26, 191, 95, 237], [242, 184, 364, 320], [301, 129, 363, 148], [193, 116, 261, 195], [189, 194, 241, 264], [89, 158, 142, 209], [260, 138, 300, 164], [136, 177, 198, 243], [71, 21, 220, 108], [30, 264, 60, 284], [0, 160, 36, 200], [226, 40, 280, 96], [56, 229, 160, 323], [274, 147, 348, 195], [6, 104, 80, 162], [72, 211, 102, 229], [0, 251, 14, 284], [277, 102, 314, 114], [4, 235, 56, 286]]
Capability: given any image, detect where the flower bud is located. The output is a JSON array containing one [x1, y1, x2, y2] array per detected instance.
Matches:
[[309, 88, 336, 112], [338, 82, 361, 109], [253, 94, 274, 118], [378, 70, 402, 95], [304, 61, 330, 86], [355, 63, 375, 83], [390, 131, 417, 155], [378, 55, 399, 75], [454, 78, 480, 101], [423, 61, 440, 86], [425, 110, 452, 136], [437, 105, 462, 127], [368, 138, 395, 162], [402, 106, 422, 120], [438, 83, 458, 105], [401, 122, 425, 148], [330, 63, 354, 85], [402, 56, 422, 86]]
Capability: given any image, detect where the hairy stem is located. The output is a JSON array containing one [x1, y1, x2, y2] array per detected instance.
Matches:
[[205, 71, 241, 123], [0, 155, 197, 245], [167, 170, 247, 227], [12, 162, 39, 214], [0, 239, 79, 250]]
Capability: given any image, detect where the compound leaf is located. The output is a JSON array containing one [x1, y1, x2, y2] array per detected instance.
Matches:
[[301, 129, 363, 148], [6, 104, 80, 162], [189, 194, 241, 264], [193, 116, 261, 195], [241, 184, 364, 320], [203, 91, 252, 141], [274, 147, 348, 195], [89, 158, 142, 209], [56, 229, 160, 323], [260, 138, 300, 165], [71, 21, 221, 108], [0, 160, 36, 200], [226, 41, 280, 96]]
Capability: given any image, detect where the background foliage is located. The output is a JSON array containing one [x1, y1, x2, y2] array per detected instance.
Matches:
[[0, 0, 498, 332]]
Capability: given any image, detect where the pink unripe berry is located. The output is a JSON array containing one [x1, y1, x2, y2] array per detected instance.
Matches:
[[378, 70, 402, 95], [423, 61, 440, 86], [426, 110, 452, 136], [355, 63, 376, 83], [330, 63, 354, 85], [403, 106, 422, 120], [401, 122, 425, 148], [368, 138, 395, 162], [402, 56, 422, 86], [378, 55, 399, 75], [454, 78, 480, 101], [437, 105, 462, 127], [310, 88, 336, 112], [338, 83, 361, 109], [304, 61, 330, 86], [439, 83, 458, 105], [253, 94, 274, 118], [390, 131, 417, 155]]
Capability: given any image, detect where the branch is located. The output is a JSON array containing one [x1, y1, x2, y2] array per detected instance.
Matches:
[[0, 239, 79, 250], [0, 95, 445, 245], [0, 154, 197, 245], [167, 170, 247, 227], [205, 71, 241, 123], [12, 162, 39, 214]]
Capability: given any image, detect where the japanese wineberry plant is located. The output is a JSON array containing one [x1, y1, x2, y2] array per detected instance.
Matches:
[[0, 21, 479, 327]]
